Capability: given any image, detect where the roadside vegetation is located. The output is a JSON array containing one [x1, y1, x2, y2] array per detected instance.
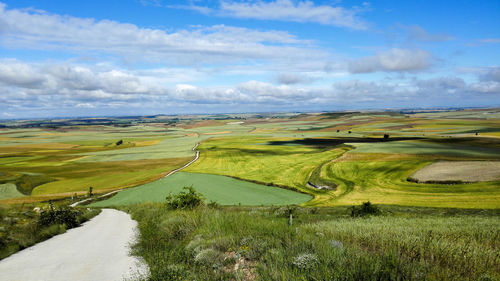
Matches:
[[125, 202, 500, 281], [0, 203, 100, 260]]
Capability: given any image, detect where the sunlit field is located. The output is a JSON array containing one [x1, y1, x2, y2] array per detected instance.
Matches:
[[1, 109, 500, 280], [1, 109, 499, 208]]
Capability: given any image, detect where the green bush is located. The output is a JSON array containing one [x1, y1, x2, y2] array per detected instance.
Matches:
[[165, 186, 204, 209], [350, 201, 380, 217], [38, 207, 80, 228]]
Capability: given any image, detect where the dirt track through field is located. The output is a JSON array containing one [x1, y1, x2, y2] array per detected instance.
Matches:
[[70, 142, 200, 207], [0, 209, 149, 281], [163, 142, 199, 177]]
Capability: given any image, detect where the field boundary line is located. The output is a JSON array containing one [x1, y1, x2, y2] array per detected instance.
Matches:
[[70, 143, 200, 207]]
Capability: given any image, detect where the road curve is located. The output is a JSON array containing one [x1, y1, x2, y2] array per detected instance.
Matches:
[[71, 142, 200, 207], [0, 209, 149, 281], [163, 143, 200, 178]]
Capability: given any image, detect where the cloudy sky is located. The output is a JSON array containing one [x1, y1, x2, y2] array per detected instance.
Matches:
[[0, 0, 499, 118]]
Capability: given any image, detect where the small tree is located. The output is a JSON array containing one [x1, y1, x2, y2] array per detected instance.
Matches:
[[384, 134, 390, 139], [88, 186, 93, 197]]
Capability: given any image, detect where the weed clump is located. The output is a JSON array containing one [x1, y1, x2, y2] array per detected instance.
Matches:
[[292, 253, 319, 270], [165, 186, 204, 209], [194, 248, 222, 265], [350, 201, 380, 217]]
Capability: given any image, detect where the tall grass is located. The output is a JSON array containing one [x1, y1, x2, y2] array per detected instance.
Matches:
[[126, 204, 500, 280]]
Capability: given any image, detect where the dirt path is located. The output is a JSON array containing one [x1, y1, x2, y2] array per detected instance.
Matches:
[[0, 209, 149, 281], [163, 142, 199, 177], [70, 142, 200, 207]]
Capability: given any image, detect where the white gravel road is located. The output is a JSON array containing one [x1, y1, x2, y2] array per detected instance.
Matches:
[[0, 209, 149, 281]]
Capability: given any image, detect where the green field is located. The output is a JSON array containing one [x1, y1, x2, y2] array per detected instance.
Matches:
[[91, 172, 311, 207], [1, 109, 500, 209], [185, 136, 500, 208], [1, 109, 500, 279], [185, 136, 349, 195], [0, 183, 25, 200], [316, 153, 500, 208]]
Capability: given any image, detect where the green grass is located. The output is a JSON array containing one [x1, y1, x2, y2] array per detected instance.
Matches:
[[313, 153, 500, 208], [75, 136, 200, 162], [186, 136, 500, 208], [0, 184, 25, 200], [124, 204, 500, 280], [186, 136, 348, 194], [75, 123, 253, 162], [2, 111, 500, 208], [91, 172, 312, 207]]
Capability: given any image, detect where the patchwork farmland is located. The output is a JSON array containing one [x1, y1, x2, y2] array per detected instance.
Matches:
[[1, 109, 499, 280], [1, 109, 499, 207]]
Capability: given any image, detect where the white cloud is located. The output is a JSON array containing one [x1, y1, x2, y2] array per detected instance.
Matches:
[[0, 3, 324, 65], [468, 81, 500, 94], [0, 59, 47, 88], [349, 48, 432, 73], [0, 58, 497, 118], [218, 0, 367, 29], [75, 103, 96, 108]]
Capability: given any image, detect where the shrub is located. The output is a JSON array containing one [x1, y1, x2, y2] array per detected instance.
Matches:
[[165, 186, 204, 209], [350, 201, 380, 217], [38, 207, 79, 228]]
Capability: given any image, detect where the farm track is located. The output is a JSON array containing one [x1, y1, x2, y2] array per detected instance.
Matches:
[[70, 142, 200, 207], [0, 209, 149, 281], [163, 142, 200, 177]]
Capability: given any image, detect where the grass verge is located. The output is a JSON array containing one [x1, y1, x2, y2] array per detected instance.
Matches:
[[124, 203, 500, 280]]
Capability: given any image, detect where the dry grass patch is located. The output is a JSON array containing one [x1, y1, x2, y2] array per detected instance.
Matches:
[[411, 161, 500, 182]]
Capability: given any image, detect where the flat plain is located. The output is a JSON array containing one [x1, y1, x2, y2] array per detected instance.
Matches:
[[1, 109, 500, 280], [1, 108, 499, 208]]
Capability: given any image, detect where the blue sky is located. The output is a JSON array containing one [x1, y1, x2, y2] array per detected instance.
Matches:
[[0, 0, 499, 118]]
